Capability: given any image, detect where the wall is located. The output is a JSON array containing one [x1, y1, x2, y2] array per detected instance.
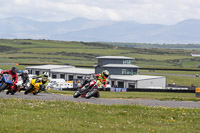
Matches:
[[98, 59, 123, 65], [137, 77, 166, 89]]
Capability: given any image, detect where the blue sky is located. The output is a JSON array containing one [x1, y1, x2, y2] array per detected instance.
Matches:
[[0, 0, 200, 24]]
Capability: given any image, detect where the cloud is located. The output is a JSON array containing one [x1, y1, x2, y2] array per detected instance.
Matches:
[[0, 0, 200, 24]]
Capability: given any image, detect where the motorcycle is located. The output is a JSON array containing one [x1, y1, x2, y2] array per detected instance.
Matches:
[[24, 78, 44, 95], [17, 76, 29, 92], [73, 80, 100, 99], [0, 74, 17, 95]]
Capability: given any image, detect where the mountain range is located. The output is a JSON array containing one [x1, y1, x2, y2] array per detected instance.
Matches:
[[0, 17, 200, 44]]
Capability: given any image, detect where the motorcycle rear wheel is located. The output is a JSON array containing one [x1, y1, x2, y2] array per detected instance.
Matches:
[[86, 89, 98, 99], [6, 90, 11, 95], [94, 92, 100, 98]]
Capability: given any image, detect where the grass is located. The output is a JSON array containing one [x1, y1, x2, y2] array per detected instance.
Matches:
[[48, 90, 200, 101], [0, 98, 199, 133], [0, 39, 199, 69]]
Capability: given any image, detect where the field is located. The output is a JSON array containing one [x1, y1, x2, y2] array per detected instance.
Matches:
[[1, 39, 200, 132], [1, 39, 200, 87], [0, 98, 199, 133], [0, 39, 200, 68]]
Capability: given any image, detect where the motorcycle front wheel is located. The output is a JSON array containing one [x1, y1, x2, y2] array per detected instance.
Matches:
[[24, 86, 33, 95], [73, 91, 81, 98], [0, 83, 6, 91]]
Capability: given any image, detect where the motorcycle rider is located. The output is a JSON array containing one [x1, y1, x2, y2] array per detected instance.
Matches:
[[82, 70, 109, 98], [80, 76, 91, 88], [0, 67, 18, 93], [79, 76, 91, 97], [35, 72, 50, 93], [18, 70, 29, 90], [95, 70, 109, 87]]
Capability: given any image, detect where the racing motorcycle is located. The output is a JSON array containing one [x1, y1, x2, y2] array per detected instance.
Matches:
[[24, 78, 44, 95], [0, 74, 18, 95], [73, 80, 100, 99], [17, 76, 29, 92]]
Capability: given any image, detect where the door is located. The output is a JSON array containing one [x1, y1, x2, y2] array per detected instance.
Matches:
[[118, 81, 124, 88]]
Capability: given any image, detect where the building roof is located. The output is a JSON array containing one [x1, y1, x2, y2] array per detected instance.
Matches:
[[96, 56, 134, 60], [102, 64, 139, 68], [26, 65, 74, 70], [50, 68, 95, 74], [110, 75, 165, 81]]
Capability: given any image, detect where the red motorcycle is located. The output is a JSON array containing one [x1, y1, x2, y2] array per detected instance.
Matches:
[[73, 80, 100, 99]]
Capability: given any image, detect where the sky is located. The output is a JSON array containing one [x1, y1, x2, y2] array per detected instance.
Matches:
[[0, 0, 200, 25]]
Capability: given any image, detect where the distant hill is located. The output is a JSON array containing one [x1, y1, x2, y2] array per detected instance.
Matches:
[[0, 17, 200, 44]]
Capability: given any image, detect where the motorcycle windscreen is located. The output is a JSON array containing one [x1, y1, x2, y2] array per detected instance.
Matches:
[[3, 74, 13, 84]]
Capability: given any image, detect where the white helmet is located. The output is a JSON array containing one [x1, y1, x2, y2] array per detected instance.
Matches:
[[102, 70, 109, 78], [43, 72, 49, 77], [23, 70, 28, 74]]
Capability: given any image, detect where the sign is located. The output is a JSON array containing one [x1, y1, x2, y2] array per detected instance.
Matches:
[[110, 87, 127, 92], [196, 88, 200, 98]]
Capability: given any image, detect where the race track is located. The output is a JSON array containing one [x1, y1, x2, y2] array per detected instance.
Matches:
[[0, 92, 200, 109]]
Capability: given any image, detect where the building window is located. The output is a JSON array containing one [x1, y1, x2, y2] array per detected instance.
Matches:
[[122, 69, 126, 75], [129, 83, 136, 89], [35, 71, 40, 75], [77, 76, 83, 79], [68, 75, 73, 81], [121, 69, 136, 75], [123, 60, 131, 64], [28, 70, 32, 74], [52, 74, 57, 79], [111, 81, 115, 87], [60, 74, 65, 79]]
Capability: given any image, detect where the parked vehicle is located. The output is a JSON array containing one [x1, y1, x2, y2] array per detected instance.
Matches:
[[73, 80, 100, 99], [47, 79, 72, 90], [24, 78, 43, 95]]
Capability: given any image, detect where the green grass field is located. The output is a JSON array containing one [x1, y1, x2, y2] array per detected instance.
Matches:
[[0, 39, 199, 68], [1, 39, 200, 87], [0, 98, 199, 133]]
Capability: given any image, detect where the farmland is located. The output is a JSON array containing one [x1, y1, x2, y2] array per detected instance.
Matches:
[[1, 39, 200, 87], [0, 39, 199, 68]]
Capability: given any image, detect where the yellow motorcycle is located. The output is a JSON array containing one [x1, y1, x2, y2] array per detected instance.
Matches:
[[24, 79, 43, 95]]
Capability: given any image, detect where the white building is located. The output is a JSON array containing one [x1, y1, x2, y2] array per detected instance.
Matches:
[[110, 75, 166, 89], [26, 55, 166, 89], [26, 65, 94, 81]]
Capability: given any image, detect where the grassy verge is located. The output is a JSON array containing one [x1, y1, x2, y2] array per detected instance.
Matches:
[[47, 90, 200, 101], [0, 99, 199, 133]]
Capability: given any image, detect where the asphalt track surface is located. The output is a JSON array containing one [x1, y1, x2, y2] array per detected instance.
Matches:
[[0, 92, 200, 109]]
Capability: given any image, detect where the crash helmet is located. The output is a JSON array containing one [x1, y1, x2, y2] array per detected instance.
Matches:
[[11, 67, 18, 74], [42, 72, 49, 82], [23, 70, 28, 75], [102, 70, 109, 78]]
